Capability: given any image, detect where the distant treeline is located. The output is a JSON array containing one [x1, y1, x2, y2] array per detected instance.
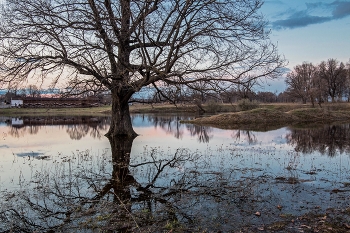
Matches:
[[2, 59, 350, 105], [129, 58, 350, 105], [284, 58, 350, 106]]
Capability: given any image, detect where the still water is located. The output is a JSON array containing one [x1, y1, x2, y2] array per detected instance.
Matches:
[[0, 114, 350, 232]]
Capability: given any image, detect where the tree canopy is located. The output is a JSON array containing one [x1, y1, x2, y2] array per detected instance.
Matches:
[[0, 0, 285, 137], [285, 59, 349, 105]]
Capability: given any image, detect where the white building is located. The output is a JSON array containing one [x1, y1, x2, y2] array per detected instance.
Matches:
[[11, 98, 23, 107]]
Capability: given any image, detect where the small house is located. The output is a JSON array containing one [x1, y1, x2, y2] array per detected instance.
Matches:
[[11, 98, 23, 107]]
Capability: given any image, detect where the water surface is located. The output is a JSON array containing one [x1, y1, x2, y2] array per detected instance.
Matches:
[[1, 114, 350, 232]]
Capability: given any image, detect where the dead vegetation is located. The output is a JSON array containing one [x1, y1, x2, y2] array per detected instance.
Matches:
[[181, 104, 350, 128]]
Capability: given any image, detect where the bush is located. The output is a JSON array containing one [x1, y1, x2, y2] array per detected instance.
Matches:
[[206, 100, 221, 113], [237, 99, 259, 111]]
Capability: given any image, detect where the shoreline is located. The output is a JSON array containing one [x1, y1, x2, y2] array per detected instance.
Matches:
[[1, 103, 350, 126]]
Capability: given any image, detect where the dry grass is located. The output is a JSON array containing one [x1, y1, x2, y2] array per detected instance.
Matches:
[[182, 103, 350, 128]]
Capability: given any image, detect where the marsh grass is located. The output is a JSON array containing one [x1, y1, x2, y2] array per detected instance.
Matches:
[[237, 98, 260, 111]]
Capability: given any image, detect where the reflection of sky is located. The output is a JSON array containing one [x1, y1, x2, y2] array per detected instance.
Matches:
[[131, 115, 294, 155], [0, 114, 349, 227], [0, 124, 110, 161], [0, 114, 349, 193], [131, 116, 155, 127]]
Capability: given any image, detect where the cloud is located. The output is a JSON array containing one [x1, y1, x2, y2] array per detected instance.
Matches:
[[332, 1, 350, 18], [273, 11, 331, 29], [271, 1, 350, 30]]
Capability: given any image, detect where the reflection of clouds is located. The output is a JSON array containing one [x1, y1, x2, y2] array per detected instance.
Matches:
[[16, 152, 45, 157]]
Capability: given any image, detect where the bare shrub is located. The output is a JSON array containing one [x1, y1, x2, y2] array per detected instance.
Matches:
[[206, 100, 221, 113], [237, 99, 259, 111]]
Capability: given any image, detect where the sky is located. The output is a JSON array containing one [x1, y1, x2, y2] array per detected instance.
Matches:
[[1, 0, 349, 95], [259, 0, 350, 93]]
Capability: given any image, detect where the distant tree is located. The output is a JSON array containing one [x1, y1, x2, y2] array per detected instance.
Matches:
[[310, 73, 328, 106], [342, 62, 350, 102], [285, 62, 316, 104], [4, 91, 18, 104], [19, 88, 27, 97], [318, 59, 347, 102], [0, 0, 285, 137], [235, 81, 257, 101], [255, 91, 277, 103], [27, 85, 41, 97], [276, 91, 294, 103]]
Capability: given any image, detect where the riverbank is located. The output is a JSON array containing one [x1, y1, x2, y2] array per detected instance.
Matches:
[[1, 102, 350, 124], [181, 105, 350, 127]]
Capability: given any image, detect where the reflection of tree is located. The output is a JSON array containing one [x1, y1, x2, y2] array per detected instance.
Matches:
[[0, 135, 271, 232], [65, 117, 111, 140], [231, 130, 257, 144], [92, 136, 136, 203], [66, 124, 90, 140], [26, 125, 40, 135], [6, 117, 110, 140], [136, 114, 214, 142], [286, 124, 350, 157], [186, 124, 213, 143], [150, 115, 185, 139], [8, 126, 25, 138], [87, 117, 109, 139], [89, 124, 105, 139], [10, 125, 41, 136]]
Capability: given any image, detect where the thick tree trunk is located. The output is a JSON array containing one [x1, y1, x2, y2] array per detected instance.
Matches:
[[105, 93, 137, 138]]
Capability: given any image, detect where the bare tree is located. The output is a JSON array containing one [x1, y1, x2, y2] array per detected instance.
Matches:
[[236, 80, 257, 101], [318, 59, 347, 102], [310, 72, 328, 107], [285, 62, 316, 104], [342, 61, 350, 102], [255, 91, 277, 103], [27, 84, 41, 97], [0, 0, 285, 137]]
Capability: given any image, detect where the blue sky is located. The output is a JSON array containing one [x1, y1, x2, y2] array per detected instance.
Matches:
[[259, 0, 350, 93]]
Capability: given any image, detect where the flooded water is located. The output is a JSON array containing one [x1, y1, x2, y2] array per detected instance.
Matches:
[[1, 114, 350, 232]]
